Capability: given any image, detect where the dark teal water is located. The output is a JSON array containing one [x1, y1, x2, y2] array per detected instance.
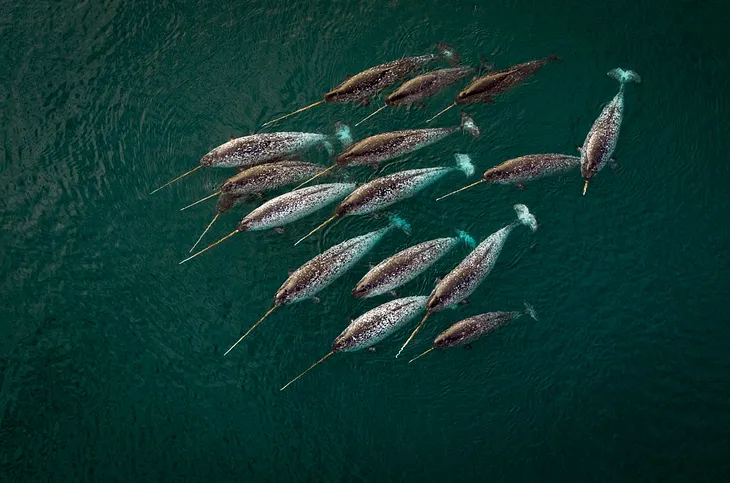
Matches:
[[2, 0, 729, 481]]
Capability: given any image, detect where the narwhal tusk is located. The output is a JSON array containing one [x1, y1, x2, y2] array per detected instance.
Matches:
[[280, 351, 335, 391], [261, 100, 325, 128], [179, 230, 239, 265], [425, 103, 456, 124], [224, 306, 279, 356], [180, 191, 221, 211], [189, 213, 220, 253], [396, 312, 431, 358], [408, 347, 435, 364], [294, 214, 339, 246], [149, 165, 202, 194], [582, 180, 589, 196], [355, 105, 387, 127], [293, 164, 337, 190], [435, 179, 486, 201]]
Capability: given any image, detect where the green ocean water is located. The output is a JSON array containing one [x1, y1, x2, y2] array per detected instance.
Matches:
[[1, 0, 729, 480]]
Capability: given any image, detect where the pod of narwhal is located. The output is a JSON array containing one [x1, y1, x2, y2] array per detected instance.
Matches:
[[294, 153, 475, 246], [435, 153, 582, 201], [149, 125, 352, 194], [580, 68, 641, 195], [409, 303, 538, 363], [355, 65, 476, 126], [280, 296, 428, 390], [180, 160, 333, 251], [427, 55, 559, 123], [295, 112, 480, 188], [353, 230, 475, 298], [223, 216, 412, 356], [396, 204, 538, 357], [261, 44, 458, 127], [179, 182, 356, 264]]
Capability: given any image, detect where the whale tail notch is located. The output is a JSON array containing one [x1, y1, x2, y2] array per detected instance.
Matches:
[[454, 153, 475, 177], [456, 230, 476, 248], [608, 68, 642, 91], [523, 302, 538, 321], [460, 112, 480, 138], [513, 204, 538, 232]]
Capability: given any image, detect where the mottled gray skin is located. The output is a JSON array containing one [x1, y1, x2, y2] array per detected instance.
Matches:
[[386, 66, 475, 106], [274, 223, 400, 305], [455, 55, 558, 104], [216, 192, 258, 214], [353, 237, 459, 298], [337, 167, 456, 216], [580, 90, 624, 181], [237, 183, 355, 232], [333, 296, 428, 351], [335, 113, 476, 167], [324, 55, 438, 104], [484, 154, 581, 185], [427, 224, 517, 312], [200, 132, 330, 168], [433, 311, 521, 347], [221, 160, 326, 196]]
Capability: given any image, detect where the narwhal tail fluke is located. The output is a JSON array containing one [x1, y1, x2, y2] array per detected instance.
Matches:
[[460, 111, 480, 138], [436, 43, 460, 66], [524, 302, 538, 321], [435, 179, 485, 201], [334, 122, 353, 148], [224, 305, 279, 356], [294, 164, 337, 190], [261, 100, 325, 128], [453, 153, 475, 177], [409, 347, 435, 364], [294, 214, 339, 246], [608, 68, 642, 87], [189, 213, 220, 253], [179, 230, 239, 265], [456, 230, 476, 248], [280, 351, 335, 391], [181, 190, 221, 211], [425, 103, 456, 123], [582, 180, 589, 196], [149, 165, 202, 195], [388, 215, 412, 235], [354, 105, 387, 127], [513, 204, 538, 232], [396, 312, 430, 358]]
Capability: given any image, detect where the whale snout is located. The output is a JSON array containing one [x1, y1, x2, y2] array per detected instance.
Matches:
[[200, 151, 216, 167], [351, 283, 370, 298]]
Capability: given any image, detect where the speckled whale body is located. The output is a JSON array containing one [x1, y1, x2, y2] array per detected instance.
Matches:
[[353, 231, 474, 298], [333, 296, 429, 351], [426, 204, 538, 313], [433, 304, 537, 348], [483, 153, 581, 186], [274, 217, 410, 306], [200, 132, 334, 169], [385, 66, 475, 106], [335, 112, 480, 168], [220, 160, 327, 196], [455, 55, 558, 104], [580, 68, 641, 189], [237, 183, 355, 231]]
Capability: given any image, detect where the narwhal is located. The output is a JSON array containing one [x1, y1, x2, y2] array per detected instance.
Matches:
[[280, 296, 428, 390], [179, 183, 356, 264], [297, 112, 480, 188], [181, 161, 331, 251], [223, 216, 412, 356], [355, 65, 476, 126], [409, 303, 538, 363], [261, 44, 457, 127], [353, 230, 475, 298], [294, 153, 475, 246], [396, 204, 538, 357], [580, 68, 641, 195], [427, 55, 559, 123], [436, 153, 581, 201], [149, 126, 352, 194]]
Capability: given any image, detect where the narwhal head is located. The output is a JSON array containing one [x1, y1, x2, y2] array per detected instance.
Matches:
[[331, 331, 357, 353], [351, 281, 372, 299], [217, 193, 238, 213], [235, 218, 254, 232], [274, 281, 299, 306]]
